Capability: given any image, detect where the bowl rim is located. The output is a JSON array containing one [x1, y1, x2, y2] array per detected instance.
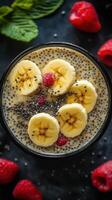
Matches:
[[0, 42, 112, 158]]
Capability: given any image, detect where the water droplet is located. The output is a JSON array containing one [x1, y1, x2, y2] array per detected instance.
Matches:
[[81, 188, 85, 193], [14, 157, 18, 162], [97, 151, 103, 157], [4, 144, 10, 151], [91, 152, 95, 156], [61, 10, 66, 15], [103, 156, 107, 160], [91, 160, 95, 164], [103, 137, 107, 142], [53, 33, 58, 38], [85, 186, 89, 190], [24, 162, 28, 166], [51, 169, 55, 177], [57, 198, 61, 200], [84, 174, 88, 178]]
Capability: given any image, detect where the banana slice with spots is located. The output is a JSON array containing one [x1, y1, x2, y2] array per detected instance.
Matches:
[[42, 59, 76, 96], [66, 80, 97, 113], [28, 113, 60, 147], [57, 103, 87, 138], [10, 60, 42, 95]]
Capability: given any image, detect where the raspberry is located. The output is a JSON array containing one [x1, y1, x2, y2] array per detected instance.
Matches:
[[43, 73, 55, 87], [69, 1, 101, 32], [56, 135, 68, 146], [13, 179, 42, 200], [0, 158, 20, 184], [91, 160, 112, 192], [37, 96, 46, 106], [97, 39, 112, 67]]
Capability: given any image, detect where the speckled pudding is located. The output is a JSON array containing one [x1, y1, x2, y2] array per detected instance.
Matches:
[[1, 44, 110, 157]]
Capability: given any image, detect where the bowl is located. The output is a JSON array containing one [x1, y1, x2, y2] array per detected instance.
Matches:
[[0, 42, 112, 158]]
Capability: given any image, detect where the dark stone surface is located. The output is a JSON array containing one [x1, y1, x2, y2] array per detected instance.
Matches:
[[0, 0, 112, 199]]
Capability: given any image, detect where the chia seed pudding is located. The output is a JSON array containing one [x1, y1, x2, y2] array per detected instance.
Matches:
[[1, 46, 109, 156]]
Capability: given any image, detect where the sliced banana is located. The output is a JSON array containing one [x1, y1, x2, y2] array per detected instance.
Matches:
[[57, 103, 87, 138], [42, 59, 76, 96], [10, 60, 42, 95], [67, 80, 97, 113], [28, 113, 60, 147]]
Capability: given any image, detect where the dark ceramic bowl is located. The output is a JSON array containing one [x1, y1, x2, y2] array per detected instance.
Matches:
[[0, 42, 112, 158]]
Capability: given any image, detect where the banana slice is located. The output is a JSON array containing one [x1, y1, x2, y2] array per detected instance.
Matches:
[[42, 59, 76, 96], [10, 60, 42, 95], [67, 80, 97, 113], [28, 113, 60, 147], [57, 103, 87, 138]]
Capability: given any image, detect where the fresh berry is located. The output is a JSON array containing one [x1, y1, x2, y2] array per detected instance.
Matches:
[[13, 179, 42, 200], [37, 95, 46, 106], [91, 160, 112, 192], [0, 158, 20, 184], [97, 39, 112, 67], [43, 73, 55, 87], [69, 1, 101, 32], [56, 135, 68, 146]]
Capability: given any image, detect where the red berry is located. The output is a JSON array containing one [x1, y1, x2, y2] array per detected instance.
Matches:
[[13, 179, 42, 200], [97, 39, 112, 67], [0, 158, 20, 184], [37, 96, 46, 106], [56, 135, 68, 146], [91, 160, 112, 192], [43, 73, 55, 87], [69, 1, 101, 33]]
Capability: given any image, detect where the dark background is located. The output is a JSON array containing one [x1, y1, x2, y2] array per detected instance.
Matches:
[[0, 0, 112, 199]]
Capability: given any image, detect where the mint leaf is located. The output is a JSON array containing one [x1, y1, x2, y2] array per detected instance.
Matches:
[[0, 6, 13, 25], [12, 0, 33, 10], [0, 6, 13, 17], [30, 0, 64, 19], [1, 10, 38, 42]]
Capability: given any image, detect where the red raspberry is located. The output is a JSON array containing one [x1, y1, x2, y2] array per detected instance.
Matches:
[[69, 1, 101, 32], [13, 179, 42, 200], [37, 96, 46, 106], [91, 160, 112, 192], [0, 158, 20, 184], [56, 135, 68, 146], [43, 73, 55, 87], [97, 39, 112, 67]]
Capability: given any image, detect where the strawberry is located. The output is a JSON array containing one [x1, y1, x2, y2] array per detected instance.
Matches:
[[43, 72, 55, 87], [13, 179, 42, 200], [97, 39, 112, 67], [91, 161, 112, 192], [69, 1, 101, 32], [0, 158, 20, 184]]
